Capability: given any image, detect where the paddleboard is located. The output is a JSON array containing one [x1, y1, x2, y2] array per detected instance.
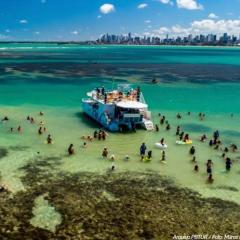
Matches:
[[155, 143, 168, 150]]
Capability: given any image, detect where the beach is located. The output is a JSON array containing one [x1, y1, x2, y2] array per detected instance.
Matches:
[[0, 44, 240, 237]]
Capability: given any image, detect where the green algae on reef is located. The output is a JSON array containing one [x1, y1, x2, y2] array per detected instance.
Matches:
[[0, 154, 240, 240]]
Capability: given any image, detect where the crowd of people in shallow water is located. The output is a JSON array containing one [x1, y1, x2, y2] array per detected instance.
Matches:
[[0, 110, 239, 191]]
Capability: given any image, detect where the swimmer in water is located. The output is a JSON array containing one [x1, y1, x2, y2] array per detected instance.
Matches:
[[192, 156, 196, 162], [166, 123, 171, 131], [209, 139, 213, 146], [184, 134, 189, 142], [230, 144, 238, 152], [155, 124, 159, 132], [98, 131, 102, 140], [225, 157, 232, 171], [111, 163, 115, 171], [38, 127, 43, 135], [47, 134, 52, 144], [83, 142, 87, 148], [224, 147, 229, 153], [179, 132, 184, 141], [194, 164, 199, 172], [176, 113, 182, 119], [17, 126, 22, 133], [160, 116, 165, 125], [189, 146, 195, 155], [110, 154, 115, 161], [93, 130, 98, 139], [30, 117, 35, 124], [102, 147, 108, 158], [39, 111, 44, 116], [147, 150, 152, 159], [200, 134, 207, 142], [102, 131, 106, 140], [87, 135, 93, 141], [1, 116, 9, 122], [68, 144, 75, 155], [207, 174, 214, 184], [214, 144, 219, 150], [160, 138, 165, 145]]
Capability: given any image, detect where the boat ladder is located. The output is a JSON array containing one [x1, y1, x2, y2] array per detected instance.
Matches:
[[143, 119, 154, 131]]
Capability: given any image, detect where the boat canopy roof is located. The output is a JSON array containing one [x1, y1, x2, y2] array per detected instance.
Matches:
[[116, 101, 148, 109]]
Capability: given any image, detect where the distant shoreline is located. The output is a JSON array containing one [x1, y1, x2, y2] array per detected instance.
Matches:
[[0, 41, 239, 48]]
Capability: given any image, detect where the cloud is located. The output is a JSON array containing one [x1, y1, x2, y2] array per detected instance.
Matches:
[[71, 30, 79, 35], [208, 13, 218, 19], [158, 0, 174, 5], [191, 19, 240, 35], [153, 27, 169, 35], [153, 18, 240, 37], [97, 15, 102, 19], [137, 3, 148, 9], [144, 20, 151, 24], [100, 4, 115, 14], [19, 19, 28, 24], [41, 0, 47, 3], [176, 0, 203, 10], [34, 31, 40, 35]]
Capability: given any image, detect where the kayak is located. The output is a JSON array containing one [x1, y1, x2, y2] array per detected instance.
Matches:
[[176, 140, 192, 145], [155, 143, 168, 149]]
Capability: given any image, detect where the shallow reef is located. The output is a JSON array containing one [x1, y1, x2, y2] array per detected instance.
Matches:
[[0, 154, 240, 239]]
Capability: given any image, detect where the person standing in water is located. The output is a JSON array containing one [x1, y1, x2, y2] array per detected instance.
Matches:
[[140, 143, 147, 157], [38, 127, 43, 135], [161, 151, 166, 161], [176, 126, 180, 136], [225, 157, 232, 171], [147, 151, 152, 160], [206, 159, 213, 175], [68, 144, 75, 155]]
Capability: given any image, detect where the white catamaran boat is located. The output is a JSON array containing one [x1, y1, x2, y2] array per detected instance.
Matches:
[[82, 84, 154, 132]]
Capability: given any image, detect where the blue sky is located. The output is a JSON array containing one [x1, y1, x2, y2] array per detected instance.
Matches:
[[1, 0, 240, 41]]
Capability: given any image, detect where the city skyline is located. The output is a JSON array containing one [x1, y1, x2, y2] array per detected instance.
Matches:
[[96, 32, 240, 46], [1, 0, 240, 41]]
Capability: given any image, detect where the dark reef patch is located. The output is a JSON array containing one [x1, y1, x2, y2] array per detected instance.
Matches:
[[222, 130, 240, 138], [1, 63, 240, 86], [181, 123, 212, 133], [0, 153, 240, 239], [0, 148, 8, 159]]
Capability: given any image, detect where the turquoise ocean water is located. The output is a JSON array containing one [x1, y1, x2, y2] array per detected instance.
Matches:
[[0, 44, 240, 228]]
